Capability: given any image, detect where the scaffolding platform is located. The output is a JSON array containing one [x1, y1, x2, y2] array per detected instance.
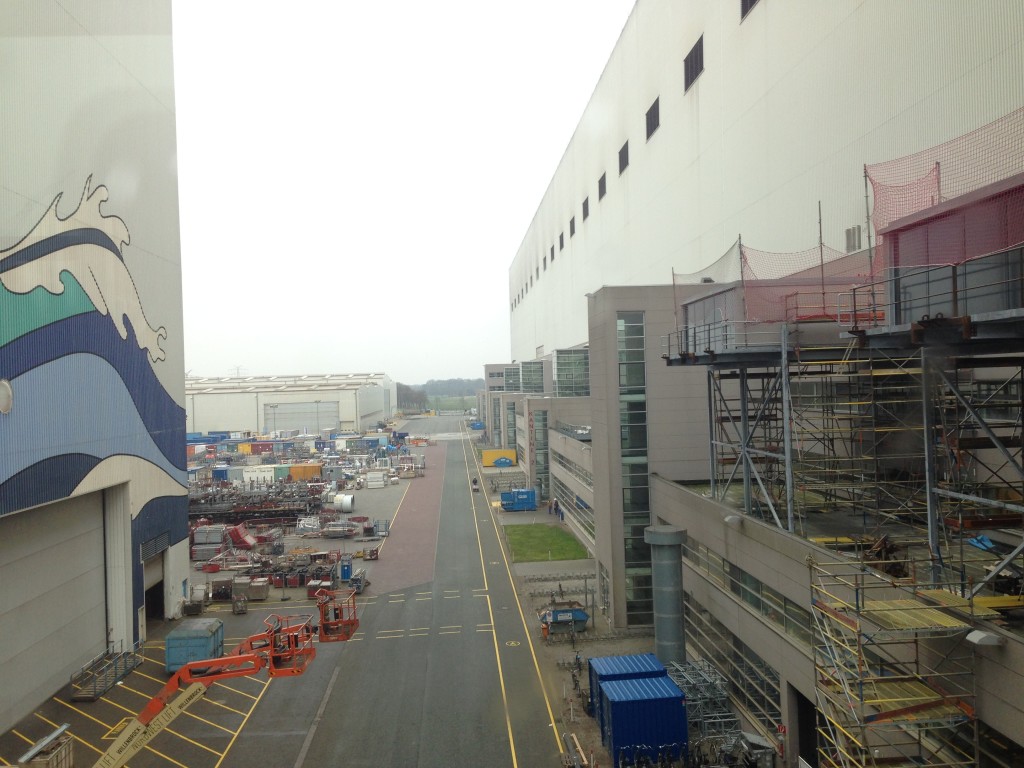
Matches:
[[850, 599, 971, 636], [916, 589, 1002, 619]]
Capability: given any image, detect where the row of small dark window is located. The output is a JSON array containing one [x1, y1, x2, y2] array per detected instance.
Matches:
[[512, 1, 760, 311]]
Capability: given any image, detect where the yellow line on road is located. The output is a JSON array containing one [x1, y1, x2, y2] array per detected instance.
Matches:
[[216, 679, 265, 700], [213, 675, 274, 768], [198, 693, 249, 717], [464, 431, 564, 760], [10, 731, 32, 745]]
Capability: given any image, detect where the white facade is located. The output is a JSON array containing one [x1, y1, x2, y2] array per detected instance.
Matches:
[[0, 1, 187, 732], [185, 373, 397, 435], [510, 0, 1024, 360]]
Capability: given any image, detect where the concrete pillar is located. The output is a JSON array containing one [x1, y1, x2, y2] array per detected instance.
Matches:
[[644, 525, 686, 666]]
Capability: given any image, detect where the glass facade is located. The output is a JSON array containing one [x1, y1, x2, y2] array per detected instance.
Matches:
[[551, 448, 593, 487], [504, 365, 521, 392], [491, 399, 502, 447], [533, 408, 549, 498], [520, 360, 546, 394], [554, 348, 590, 397], [505, 400, 516, 449], [684, 591, 782, 734], [552, 475, 595, 544], [683, 534, 813, 647], [618, 311, 652, 625]]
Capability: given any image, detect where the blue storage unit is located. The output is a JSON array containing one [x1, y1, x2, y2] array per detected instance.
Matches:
[[600, 676, 687, 766], [500, 488, 537, 511], [164, 618, 225, 673], [339, 554, 353, 581], [588, 653, 666, 731]]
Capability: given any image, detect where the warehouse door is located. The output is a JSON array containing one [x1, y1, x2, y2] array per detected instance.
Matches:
[[0, 493, 106, 727], [144, 554, 165, 620]]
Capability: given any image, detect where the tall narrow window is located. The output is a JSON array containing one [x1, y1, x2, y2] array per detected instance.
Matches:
[[598, 173, 607, 200], [582, 197, 590, 220], [684, 35, 704, 91], [741, 0, 760, 19], [570, 217, 576, 237], [551, 244, 555, 263], [559, 233, 564, 251], [646, 98, 660, 140], [618, 141, 629, 174]]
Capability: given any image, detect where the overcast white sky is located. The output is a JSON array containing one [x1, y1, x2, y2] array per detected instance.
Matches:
[[172, 2, 634, 385]]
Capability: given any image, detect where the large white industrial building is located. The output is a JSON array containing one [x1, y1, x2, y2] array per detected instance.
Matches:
[[0, 2, 188, 733], [185, 373, 397, 436], [490, 1, 1024, 765], [509, 0, 1024, 360]]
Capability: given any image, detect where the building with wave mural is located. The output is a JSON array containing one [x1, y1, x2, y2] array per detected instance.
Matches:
[[0, 3, 187, 731]]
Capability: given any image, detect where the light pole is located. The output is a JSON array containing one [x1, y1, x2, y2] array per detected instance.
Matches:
[[314, 400, 321, 435], [268, 404, 278, 435]]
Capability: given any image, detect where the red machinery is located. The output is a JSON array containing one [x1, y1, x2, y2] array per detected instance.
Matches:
[[316, 588, 359, 641], [92, 592, 358, 768]]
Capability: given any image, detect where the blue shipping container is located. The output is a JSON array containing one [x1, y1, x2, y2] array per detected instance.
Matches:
[[600, 676, 687, 766], [588, 653, 666, 730], [165, 618, 225, 673], [500, 489, 537, 511]]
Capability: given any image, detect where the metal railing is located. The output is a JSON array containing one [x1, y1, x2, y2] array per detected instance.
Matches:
[[70, 639, 145, 701], [664, 319, 791, 359], [840, 246, 1024, 330]]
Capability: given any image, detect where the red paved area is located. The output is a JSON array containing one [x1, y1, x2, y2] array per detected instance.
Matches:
[[370, 442, 446, 593]]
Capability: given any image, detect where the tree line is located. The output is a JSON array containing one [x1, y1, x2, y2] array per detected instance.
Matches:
[[396, 379, 483, 411]]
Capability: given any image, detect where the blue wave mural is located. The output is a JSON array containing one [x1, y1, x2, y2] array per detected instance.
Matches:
[[0, 179, 185, 516]]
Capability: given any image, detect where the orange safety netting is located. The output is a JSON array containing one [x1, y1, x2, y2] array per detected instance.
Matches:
[[672, 241, 871, 326], [740, 244, 870, 323], [867, 106, 1024, 275]]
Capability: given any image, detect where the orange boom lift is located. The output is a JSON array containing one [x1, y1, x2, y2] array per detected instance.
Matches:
[[91, 589, 358, 768]]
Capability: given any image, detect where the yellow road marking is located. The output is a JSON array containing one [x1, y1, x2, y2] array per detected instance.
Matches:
[[10, 730, 33, 745]]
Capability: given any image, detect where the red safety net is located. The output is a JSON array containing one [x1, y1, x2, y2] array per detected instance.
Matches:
[[867, 106, 1024, 275], [671, 241, 871, 326], [740, 244, 870, 323]]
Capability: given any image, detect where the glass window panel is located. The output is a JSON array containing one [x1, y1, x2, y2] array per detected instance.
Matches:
[[619, 363, 646, 387], [620, 425, 648, 449], [622, 487, 650, 512]]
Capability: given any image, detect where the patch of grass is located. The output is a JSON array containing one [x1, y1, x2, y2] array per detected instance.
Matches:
[[432, 396, 474, 411], [505, 523, 588, 562]]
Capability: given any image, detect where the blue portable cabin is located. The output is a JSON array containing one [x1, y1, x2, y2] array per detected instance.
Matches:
[[588, 653, 666, 730], [500, 488, 537, 511], [600, 675, 687, 766]]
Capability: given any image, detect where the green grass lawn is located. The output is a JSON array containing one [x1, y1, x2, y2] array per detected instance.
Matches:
[[505, 523, 588, 562], [432, 396, 475, 411]]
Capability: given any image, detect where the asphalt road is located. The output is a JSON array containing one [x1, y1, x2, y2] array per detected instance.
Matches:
[[0, 414, 568, 768], [223, 415, 562, 768]]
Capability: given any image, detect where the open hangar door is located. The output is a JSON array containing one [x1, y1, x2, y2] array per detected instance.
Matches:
[[0, 493, 107, 731], [143, 552, 165, 622]]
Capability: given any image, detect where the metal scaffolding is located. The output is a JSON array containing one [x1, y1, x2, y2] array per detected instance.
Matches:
[[667, 243, 1024, 765], [667, 659, 738, 740], [810, 559, 976, 768]]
